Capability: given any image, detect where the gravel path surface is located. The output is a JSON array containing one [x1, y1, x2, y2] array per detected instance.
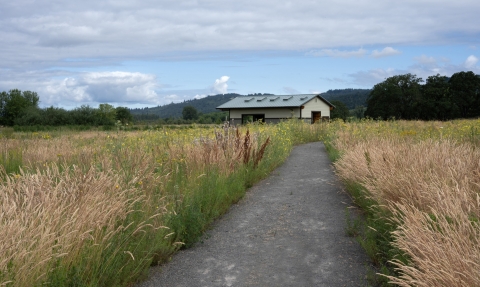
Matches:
[[137, 142, 370, 287]]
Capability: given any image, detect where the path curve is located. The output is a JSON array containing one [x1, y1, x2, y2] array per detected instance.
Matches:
[[137, 142, 369, 287]]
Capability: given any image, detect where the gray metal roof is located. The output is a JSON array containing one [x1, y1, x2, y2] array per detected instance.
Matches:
[[216, 94, 334, 110]]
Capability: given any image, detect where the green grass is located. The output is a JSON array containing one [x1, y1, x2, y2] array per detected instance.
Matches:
[[1, 120, 334, 287], [0, 147, 23, 175]]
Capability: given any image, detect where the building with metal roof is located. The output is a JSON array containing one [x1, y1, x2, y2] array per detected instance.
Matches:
[[216, 94, 335, 124]]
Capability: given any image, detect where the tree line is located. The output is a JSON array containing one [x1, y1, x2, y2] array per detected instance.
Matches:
[[0, 89, 132, 127], [365, 71, 480, 120]]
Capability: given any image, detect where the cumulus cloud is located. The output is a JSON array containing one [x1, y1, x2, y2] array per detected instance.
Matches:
[[371, 47, 401, 58], [34, 71, 161, 107], [212, 76, 229, 94], [1, 0, 480, 107], [464, 55, 478, 68], [80, 71, 160, 103], [307, 48, 367, 58]]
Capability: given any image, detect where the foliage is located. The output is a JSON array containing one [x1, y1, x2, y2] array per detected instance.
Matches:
[[449, 71, 480, 118], [115, 106, 133, 124], [350, 105, 366, 119], [182, 105, 199, 120], [198, 111, 228, 124], [329, 100, 350, 121], [95, 103, 117, 126], [0, 92, 133, 127], [130, 94, 241, 119], [421, 74, 452, 120], [365, 73, 423, 120], [365, 71, 480, 120], [0, 89, 40, 126], [321, 89, 371, 109]]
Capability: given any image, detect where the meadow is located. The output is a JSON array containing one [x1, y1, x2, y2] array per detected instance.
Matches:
[[1, 118, 479, 287], [0, 120, 325, 287], [329, 118, 480, 286]]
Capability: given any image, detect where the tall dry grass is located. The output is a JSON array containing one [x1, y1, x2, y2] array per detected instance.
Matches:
[[0, 164, 148, 286], [333, 120, 480, 286], [0, 123, 283, 286]]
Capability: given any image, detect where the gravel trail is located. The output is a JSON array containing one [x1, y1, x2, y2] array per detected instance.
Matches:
[[137, 142, 369, 287]]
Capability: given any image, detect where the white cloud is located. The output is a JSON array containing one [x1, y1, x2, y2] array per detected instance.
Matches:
[[212, 76, 229, 94], [307, 48, 367, 58], [464, 55, 478, 68], [371, 47, 401, 58], [0, 0, 479, 71], [44, 77, 90, 102], [1, 0, 480, 107], [29, 71, 161, 107], [79, 71, 159, 103], [194, 94, 207, 99]]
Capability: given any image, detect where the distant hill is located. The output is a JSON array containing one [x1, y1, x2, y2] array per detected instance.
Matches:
[[130, 90, 370, 119], [321, 89, 370, 109], [130, 93, 241, 119]]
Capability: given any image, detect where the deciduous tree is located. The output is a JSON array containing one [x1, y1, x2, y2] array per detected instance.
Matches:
[[449, 71, 480, 118], [182, 105, 198, 120], [0, 89, 40, 126], [365, 74, 423, 120]]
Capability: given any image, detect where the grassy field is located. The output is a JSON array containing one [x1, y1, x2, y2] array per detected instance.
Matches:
[[0, 120, 326, 287], [2, 118, 479, 286], [329, 118, 480, 286]]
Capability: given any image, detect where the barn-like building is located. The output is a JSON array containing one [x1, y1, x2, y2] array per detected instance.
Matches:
[[216, 94, 335, 124]]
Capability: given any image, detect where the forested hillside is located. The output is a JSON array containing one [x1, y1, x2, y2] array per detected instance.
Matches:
[[322, 89, 370, 109], [129, 93, 241, 119], [129, 90, 370, 119]]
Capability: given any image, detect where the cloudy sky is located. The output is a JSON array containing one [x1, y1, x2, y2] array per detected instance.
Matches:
[[1, 0, 479, 109]]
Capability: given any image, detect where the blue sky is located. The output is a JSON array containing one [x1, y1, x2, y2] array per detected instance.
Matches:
[[1, 0, 479, 109]]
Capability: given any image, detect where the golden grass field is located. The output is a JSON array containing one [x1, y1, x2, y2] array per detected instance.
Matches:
[[0, 121, 324, 286], [1, 118, 479, 286], [332, 119, 480, 286]]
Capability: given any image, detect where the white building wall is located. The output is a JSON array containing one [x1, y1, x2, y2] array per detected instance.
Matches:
[[302, 97, 331, 119], [230, 108, 299, 119]]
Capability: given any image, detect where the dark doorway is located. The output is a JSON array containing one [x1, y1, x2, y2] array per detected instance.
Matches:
[[242, 114, 265, 124], [312, 111, 321, 123]]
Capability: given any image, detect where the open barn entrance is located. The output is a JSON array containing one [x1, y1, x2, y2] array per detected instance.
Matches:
[[312, 111, 321, 123], [242, 114, 265, 124]]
